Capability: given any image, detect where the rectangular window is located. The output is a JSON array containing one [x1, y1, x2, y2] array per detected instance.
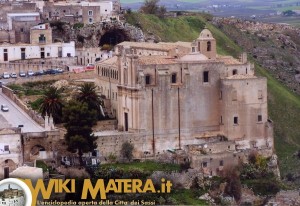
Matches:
[[67, 53, 71, 57], [232, 90, 237, 101], [89, 18, 93, 23], [258, 90, 263, 99], [258, 115, 262, 122], [88, 10, 93, 16], [39, 34, 46, 43], [203, 71, 209, 82], [203, 162, 207, 168], [171, 73, 177, 83], [58, 47, 62, 57], [220, 116, 223, 124], [219, 91, 222, 100], [234, 116, 238, 125], [40, 47, 45, 59], [21, 48, 25, 60], [145, 75, 151, 85], [3, 48, 8, 61], [220, 160, 224, 166], [4, 145, 9, 151]]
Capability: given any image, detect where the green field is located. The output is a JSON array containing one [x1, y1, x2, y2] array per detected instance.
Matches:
[[102, 161, 180, 172], [125, 12, 300, 181]]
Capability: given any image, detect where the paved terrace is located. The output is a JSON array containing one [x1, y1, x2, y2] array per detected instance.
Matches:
[[0, 89, 44, 133]]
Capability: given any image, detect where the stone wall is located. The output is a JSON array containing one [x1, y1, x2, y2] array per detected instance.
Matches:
[[8, 70, 95, 85], [22, 130, 61, 162], [0, 57, 77, 73], [93, 120, 117, 132]]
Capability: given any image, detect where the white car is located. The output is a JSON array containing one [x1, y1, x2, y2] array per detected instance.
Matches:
[[2, 72, 9, 79], [1, 104, 9, 112], [27, 70, 34, 76], [10, 72, 17, 78], [19, 71, 26, 77]]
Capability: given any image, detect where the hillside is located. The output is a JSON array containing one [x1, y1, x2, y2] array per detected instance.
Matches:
[[125, 12, 300, 184]]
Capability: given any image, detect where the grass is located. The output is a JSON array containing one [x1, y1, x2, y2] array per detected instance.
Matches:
[[36, 160, 48, 172], [125, 13, 206, 42], [101, 161, 180, 172], [7, 80, 56, 96], [170, 189, 208, 205], [255, 63, 300, 178]]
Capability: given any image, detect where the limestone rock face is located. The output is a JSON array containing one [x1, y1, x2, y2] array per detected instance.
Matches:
[[52, 21, 145, 48]]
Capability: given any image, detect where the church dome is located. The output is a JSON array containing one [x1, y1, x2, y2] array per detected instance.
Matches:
[[179, 52, 209, 62], [198, 28, 214, 39]]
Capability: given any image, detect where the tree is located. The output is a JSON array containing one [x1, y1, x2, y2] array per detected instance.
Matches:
[[63, 100, 98, 166], [120, 141, 134, 161], [39, 86, 64, 123], [140, 0, 166, 18], [222, 166, 242, 202], [76, 82, 104, 119]]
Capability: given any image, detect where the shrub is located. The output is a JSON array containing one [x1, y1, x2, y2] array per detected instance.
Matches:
[[120, 141, 134, 161], [77, 35, 85, 43], [222, 166, 242, 202], [107, 153, 117, 163], [73, 23, 84, 29]]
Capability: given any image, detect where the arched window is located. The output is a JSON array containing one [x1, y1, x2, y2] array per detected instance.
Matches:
[[207, 41, 211, 52]]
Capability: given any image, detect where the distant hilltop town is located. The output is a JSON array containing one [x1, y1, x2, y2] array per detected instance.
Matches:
[[0, 0, 278, 183], [0, 184, 25, 206]]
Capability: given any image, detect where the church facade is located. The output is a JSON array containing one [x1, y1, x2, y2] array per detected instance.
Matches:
[[94, 28, 274, 174]]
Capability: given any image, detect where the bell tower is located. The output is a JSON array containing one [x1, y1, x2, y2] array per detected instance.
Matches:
[[196, 28, 216, 59]]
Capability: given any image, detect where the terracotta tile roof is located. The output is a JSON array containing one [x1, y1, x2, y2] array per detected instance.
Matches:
[[97, 56, 118, 65], [118, 41, 191, 51], [137, 56, 177, 65]]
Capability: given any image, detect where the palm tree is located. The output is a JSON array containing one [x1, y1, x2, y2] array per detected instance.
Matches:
[[76, 82, 104, 119], [39, 86, 64, 123]]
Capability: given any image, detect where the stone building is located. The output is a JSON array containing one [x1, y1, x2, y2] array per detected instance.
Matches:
[[42, 0, 118, 24], [0, 2, 40, 43], [0, 23, 75, 64], [76, 47, 113, 66], [0, 184, 24, 206], [94, 28, 274, 174], [0, 128, 22, 179]]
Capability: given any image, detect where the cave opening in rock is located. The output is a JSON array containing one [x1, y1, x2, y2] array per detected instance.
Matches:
[[99, 29, 130, 47]]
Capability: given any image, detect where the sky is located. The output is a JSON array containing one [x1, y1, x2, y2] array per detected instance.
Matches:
[[0, 183, 23, 191]]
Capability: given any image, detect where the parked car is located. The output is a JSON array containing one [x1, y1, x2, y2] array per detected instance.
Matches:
[[45, 68, 63, 74], [45, 69, 57, 75], [2, 72, 9, 79], [19, 71, 26, 77], [1, 104, 9, 112], [86, 64, 95, 70], [33, 70, 45, 76], [27, 70, 34, 76], [10, 72, 17, 78], [55, 68, 64, 73]]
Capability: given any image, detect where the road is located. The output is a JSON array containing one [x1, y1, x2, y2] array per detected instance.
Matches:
[[0, 89, 45, 133]]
